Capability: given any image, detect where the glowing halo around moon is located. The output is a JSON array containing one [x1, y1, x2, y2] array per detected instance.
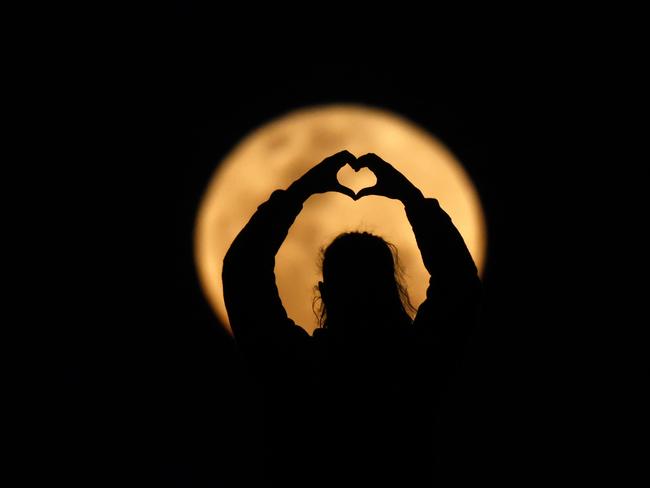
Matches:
[[194, 104, 487, 336]]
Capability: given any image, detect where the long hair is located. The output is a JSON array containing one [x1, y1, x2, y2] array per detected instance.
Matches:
[[313, 232, 416, 329]]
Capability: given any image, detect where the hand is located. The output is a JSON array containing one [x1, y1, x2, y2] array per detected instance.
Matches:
[[288, 150, 357, 200], [352, 153, 423, 204]]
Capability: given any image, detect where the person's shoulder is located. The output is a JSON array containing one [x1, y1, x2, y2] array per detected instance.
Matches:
[[312, 327, 327, 340]]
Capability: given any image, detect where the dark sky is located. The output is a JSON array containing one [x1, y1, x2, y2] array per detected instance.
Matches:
[[53, 9, 640, 486]]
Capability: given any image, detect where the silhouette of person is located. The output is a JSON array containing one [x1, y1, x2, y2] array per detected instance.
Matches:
[[222, 151, 481, 486]]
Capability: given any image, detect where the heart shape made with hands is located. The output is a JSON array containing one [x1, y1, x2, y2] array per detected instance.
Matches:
[[336, 163, 377, 197]]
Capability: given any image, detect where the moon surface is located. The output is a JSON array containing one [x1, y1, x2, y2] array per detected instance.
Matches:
[[194, 104, 487, 335]]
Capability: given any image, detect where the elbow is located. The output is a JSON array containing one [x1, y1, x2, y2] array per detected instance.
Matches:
[[222, 250, 238, 287], [222, 246, 255, 293], [222, 246, 241, 289]]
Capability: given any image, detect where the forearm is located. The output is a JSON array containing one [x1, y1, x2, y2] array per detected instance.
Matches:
[[224, 189, 305, 266], [286, 179, 314, 204], [399, 185, 425, 209]]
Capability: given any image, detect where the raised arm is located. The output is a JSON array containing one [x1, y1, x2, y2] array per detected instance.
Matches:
[[222, 151, 357, 355], [404, 194, 481, 335], [354, 153, 481, 360]]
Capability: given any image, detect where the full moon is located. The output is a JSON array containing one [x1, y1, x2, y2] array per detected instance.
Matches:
[[195, 104, 487, 335]]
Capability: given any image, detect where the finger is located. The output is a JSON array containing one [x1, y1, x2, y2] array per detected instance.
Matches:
[[348, 154, 364, 171], [360, 153, 388, 165], [356, 153, 385, 172], [354, 185, 381, 200], [333, 183, 356, 199], [326, 150, 356, 168]]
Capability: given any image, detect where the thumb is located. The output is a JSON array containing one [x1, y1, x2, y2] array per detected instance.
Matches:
[[354, 185, 381, 201], [334, 183, 356, 200], [327, 150, 356, 168]]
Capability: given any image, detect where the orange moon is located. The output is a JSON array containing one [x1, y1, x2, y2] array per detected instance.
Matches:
[[194, 104, 487, 335]]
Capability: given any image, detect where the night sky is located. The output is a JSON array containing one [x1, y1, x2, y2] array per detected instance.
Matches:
[[53, 7, 638, 486]]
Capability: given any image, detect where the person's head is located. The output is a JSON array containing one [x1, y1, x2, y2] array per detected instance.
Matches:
[[315, 232, 415, 332]]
